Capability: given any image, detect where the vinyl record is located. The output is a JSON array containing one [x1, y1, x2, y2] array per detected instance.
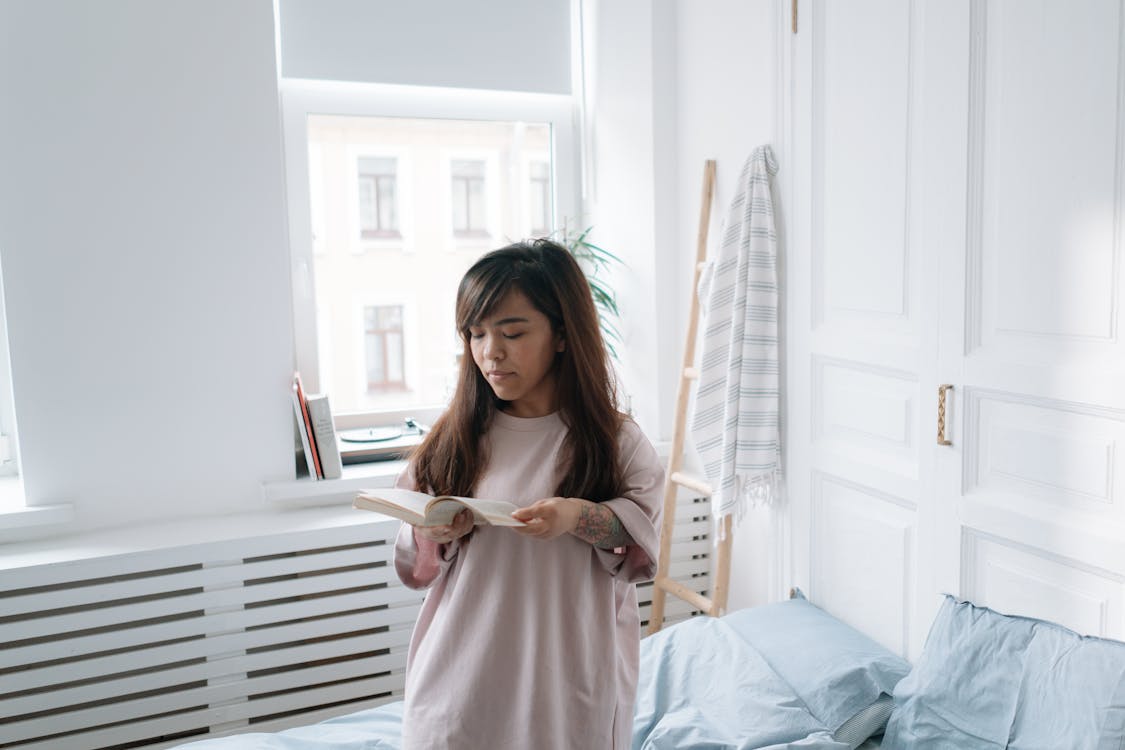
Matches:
[[339, 426, 404, 443]]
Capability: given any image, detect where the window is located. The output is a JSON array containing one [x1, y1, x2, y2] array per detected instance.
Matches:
[[358, 157, 400, 238], [282, 80, 577, 429], [529, 160, 551, 236], [365, 305, 405, 389], [451, 159, 487, 237]]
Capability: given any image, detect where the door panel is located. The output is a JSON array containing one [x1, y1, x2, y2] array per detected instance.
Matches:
[[818, 0, 913, 324], [966, 391, 1125, 517], [962, 529, 1125, 639], [813, 357, 920, 480], [971, 0, 1125, 367], [795, 0, 936, 659], [812, 473, 916, 656]]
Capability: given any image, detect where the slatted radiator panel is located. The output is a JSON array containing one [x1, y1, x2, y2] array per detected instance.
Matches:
[[0, 495, 711, 750], [0, 517, 422, 750], [638, 495, 712, 629]]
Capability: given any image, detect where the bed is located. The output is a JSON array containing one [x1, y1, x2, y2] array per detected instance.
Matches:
[[170, 592, 909, 750], [169, 591, 1125, 749]]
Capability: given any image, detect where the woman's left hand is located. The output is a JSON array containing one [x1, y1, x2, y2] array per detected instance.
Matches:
[[511, 497, 581, 540]]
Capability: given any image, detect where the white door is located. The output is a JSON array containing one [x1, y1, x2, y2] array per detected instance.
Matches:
[[787, 0, 1125, 658], [786, 0, 942, 660], [929, 0, 1125, 642]]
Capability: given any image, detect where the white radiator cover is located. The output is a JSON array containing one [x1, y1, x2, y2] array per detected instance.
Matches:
[[0, 498, 710, 749]]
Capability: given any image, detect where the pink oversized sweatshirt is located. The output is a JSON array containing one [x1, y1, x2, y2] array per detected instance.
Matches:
[[393, 410, 664, 749]]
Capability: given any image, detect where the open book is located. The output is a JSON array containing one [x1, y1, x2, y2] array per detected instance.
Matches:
[[353, 488, 526, 527]]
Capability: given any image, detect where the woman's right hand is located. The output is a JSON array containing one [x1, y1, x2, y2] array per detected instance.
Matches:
[[413, 508, 474, 545]]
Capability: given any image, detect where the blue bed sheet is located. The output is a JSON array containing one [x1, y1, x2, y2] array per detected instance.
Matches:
[[174, 702, 403, 750]]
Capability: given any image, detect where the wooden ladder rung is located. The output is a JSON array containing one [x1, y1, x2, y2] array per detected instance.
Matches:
[[670, 471, 713, 496], [655, 576, 714, 614], [649, 159, 723, 637]]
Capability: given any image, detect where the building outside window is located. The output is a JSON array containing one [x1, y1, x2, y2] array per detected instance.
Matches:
[[365, 305, 405, 390], [302, 116, 551, 415], [451, 159, 488, 237], [357, 156, 399, 238], [282, 82, 577, 429]]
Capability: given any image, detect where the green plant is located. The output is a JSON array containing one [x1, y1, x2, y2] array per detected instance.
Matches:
[[554, 226, 624, 361]]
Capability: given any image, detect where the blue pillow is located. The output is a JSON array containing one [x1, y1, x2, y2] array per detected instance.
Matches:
[[1010, 620, 1125, 747], [723, 592, 911, 745], [632, 615, 848, 750], [885, 595, 1125, 749], [883, 596, 1033, 748]]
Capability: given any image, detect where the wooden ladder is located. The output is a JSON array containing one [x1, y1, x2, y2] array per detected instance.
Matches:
[[646, 159, 733, 636]]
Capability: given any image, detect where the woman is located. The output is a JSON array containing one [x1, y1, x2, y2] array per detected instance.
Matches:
[[393, 239, 663, 749]]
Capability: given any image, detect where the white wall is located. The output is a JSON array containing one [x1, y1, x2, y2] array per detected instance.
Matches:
[[0, 0, 783, 609], [589, 0, 779, 609], [0, 0, 294, 531], [583, 0, 662, 437], [674, 0, 780, 612]]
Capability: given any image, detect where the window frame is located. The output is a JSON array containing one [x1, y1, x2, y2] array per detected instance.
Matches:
[[280, 78, 579, 430], [0, 258, 16, 479]]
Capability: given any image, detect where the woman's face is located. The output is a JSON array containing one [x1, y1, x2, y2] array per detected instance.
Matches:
[[468, 289, 564, 418]]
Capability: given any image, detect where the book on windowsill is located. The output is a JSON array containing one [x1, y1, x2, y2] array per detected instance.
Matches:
[[352, 488, 526, 527], [305, 393, 342, 480], [291, 373, 321, 479]]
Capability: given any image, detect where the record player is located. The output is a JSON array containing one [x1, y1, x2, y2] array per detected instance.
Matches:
[[337, 417, 427, 464]]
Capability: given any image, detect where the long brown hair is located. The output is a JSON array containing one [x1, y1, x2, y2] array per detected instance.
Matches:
[[412, 239, 623, 502]]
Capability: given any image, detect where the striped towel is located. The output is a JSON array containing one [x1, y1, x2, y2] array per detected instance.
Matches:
[[691, 146, 780, 518]]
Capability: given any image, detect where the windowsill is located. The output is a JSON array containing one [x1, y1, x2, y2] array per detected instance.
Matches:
[[0, 459, 409, 546], [262, 458, 409, 508], [0, 501, 399, 573], [0, 475, 75, 539]]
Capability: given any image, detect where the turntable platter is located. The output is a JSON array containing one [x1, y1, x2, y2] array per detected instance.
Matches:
[[339, 426, 404, 443]]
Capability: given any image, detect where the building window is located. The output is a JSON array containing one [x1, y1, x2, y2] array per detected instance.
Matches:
[[357, 156, 400, 238], [365, 305, 405, 390], [451, 159, 488, 237], [529, 160, 551, 236]]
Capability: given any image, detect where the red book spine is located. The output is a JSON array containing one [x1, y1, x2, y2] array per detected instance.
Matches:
[[293, 372, 323, 479]]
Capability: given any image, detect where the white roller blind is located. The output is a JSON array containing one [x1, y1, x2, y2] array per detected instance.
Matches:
[[278, 0, 572, 94]]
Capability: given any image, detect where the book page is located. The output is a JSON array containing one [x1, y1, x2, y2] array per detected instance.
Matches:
[[354, 488, 526, 527], [427, 497, 525, 527], [422, 499, 471, 526], [353, 487, 434, 525]]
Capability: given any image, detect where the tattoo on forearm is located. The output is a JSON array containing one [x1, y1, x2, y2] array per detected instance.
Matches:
[[573, 502, 633, 549]]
